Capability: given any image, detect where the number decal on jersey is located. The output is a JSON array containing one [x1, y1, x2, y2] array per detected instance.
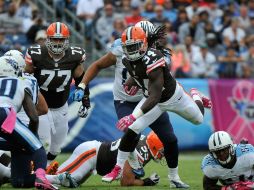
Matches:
[[139, 146, 149, 160], [110, 140, 121, 151], [0, 79, 17, 99], [30, 45, 41, 55], [147, 50, 156, 57], [143, 50, 157, 65], [40, 70, 71, 92], [121, 68, 128, 84], [71, 47, 83, 55], [143, 55, 150, 65]]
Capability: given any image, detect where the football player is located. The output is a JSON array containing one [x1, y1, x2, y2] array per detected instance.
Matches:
[[73, 21, 189, 188], [24, 22, 88, 163], [101, 26, 211, 183], [45, 131, 162, 188], [0, 56, 57, 189], [202, 131, 254, 190]]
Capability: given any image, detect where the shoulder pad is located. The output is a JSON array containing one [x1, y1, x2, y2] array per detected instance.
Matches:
[[143, 49, 166, 74], [201, 154, 218, 170], [236, 144, 254, 157], [110, 38, 123, 57]]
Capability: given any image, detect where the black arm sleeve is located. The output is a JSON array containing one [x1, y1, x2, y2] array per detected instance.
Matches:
[[74, 71, 85, 87], [203, 175, 222, 190]]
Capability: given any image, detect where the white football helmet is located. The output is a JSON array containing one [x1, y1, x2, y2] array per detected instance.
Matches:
[[208, 131, 235, 165], [135, 21, 155, 36], [0, 56, 19, 77], [4, 50, 25, 72]]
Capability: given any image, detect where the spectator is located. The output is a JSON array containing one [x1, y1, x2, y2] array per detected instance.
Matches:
[[185, 0, 199, 20], [141, 0, 156, 20], [26, 16, 47, 43], [16, 0, 32, 19], [198, 10, 209, 25], [245, 15, 254, 37], [206, 33, 225, 58], [218, 46, 244, 78], [208, 2, 223, 22], [96, 3, 120, 45], [165, 21, 178, 46], [0, 32, 12, 55], [242, 43, 254, 78], [249, 0, 254, 17], [0, 2, 22, 34], [34, 29, 47, 45], [124, 2, 143, 26], [183, 35, 200, 63], [150, 5, 168, 26], [116, 0, 132, 17], [173, 9, 188, 32], [191, 43, 217, 78], [178, 14, 206, 44], [110, 18, 126, 42], [238, 5, 250, 29], [222, 17, 246, 43], [213, 10, 232, 33], [163, 0, 177, 23]]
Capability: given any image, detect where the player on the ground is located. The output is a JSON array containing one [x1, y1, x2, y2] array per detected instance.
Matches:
[[202, 131, 254, 190], [45, 131, 162, 188], [24, 22, 88, 163], [0, 56, 57, 189], [101, 26, 211, 183], [72, 21, 189, 188]]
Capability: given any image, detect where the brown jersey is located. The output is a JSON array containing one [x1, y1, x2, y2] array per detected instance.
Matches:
[[96, 136, 152, 176], [122, 48, 176, 102], [25, 45, 86, 108]]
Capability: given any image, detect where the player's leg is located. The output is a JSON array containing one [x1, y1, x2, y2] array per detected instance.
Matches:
[[149, 113, 189, 188], [38, 113, 52, 153], [48, 103, 69, 163], [47, 141, 99, 187]]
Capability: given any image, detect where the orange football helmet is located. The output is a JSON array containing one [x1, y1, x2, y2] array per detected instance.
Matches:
[[45, 22, 70, 54], [121, 26, 148, 61], [146, 131, 164, 161]]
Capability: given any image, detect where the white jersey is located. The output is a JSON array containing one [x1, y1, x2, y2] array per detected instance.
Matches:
[[110, 39, 143, 102], [17, 73, 39, 125], [0, 77, 34, 112], [201, 144, 254, 185]]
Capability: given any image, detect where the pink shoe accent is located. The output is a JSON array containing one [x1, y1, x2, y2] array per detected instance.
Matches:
[[1, 108, 16, 134], [102, 165, 122, 183], [190, 88, 212, 109], [35, 168, 58, 190]]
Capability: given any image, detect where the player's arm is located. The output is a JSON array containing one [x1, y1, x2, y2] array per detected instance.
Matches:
[[203, 175, 221, 190], [22, 91, 39, 134], [121, 161, 144, 186], [24, 50, 35, 74], [36, 92, 48, 116], [140, 68, 164, 114]]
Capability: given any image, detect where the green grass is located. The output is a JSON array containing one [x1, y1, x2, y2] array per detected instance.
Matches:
[[2, 152, 206, 190]]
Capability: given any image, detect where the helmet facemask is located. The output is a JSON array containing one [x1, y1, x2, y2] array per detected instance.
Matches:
[[46, 37, 69, 55], [151, 148, 164, 162], [210, 145, 235, 165], [122, 40, 147, 61]]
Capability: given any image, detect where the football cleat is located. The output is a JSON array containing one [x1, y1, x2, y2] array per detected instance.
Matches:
[[190, 88, 212, 109], [35, 168, 59, 190], [132, 168, 145, 178], [102, 165, 122, 183], [46, 161, 59, 175], [170, 179, 190, 189], [58, 172, 79, 188]]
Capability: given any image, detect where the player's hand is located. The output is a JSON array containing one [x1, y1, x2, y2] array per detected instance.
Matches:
[[123, 84, 139, 96], [143, 173, 160, 186], [116, 114, 136, 132], [78, 96, 91, 118], [222, 181, 254, 190], [73, 88, 84, 101]]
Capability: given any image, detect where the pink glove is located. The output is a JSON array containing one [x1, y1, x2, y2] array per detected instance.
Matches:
[[124, 84, 139, 96], [222, 181, 254, 190], [117, 114, 136, 132]]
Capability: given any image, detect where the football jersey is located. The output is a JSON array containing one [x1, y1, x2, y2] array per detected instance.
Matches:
[[122, 48, 176, 102], [25, 45, 86, 108], [0, 77, 34, 113], [17, 73, 39, 125], [110, 39, 143, 102], [201, 144, 254, 185], [96, 135, 152, 176]]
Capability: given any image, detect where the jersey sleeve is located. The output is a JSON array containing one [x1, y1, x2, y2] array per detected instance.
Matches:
[[110, 39, 123, 57], [20, 74, 39, 104], [201, 155, 220, 179], [25, 48, 33, 65], [145, 50, 166, 75], [80, 48, 86, 63]]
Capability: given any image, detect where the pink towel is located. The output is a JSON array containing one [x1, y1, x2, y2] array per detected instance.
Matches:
[[1, 108, 16, 134]]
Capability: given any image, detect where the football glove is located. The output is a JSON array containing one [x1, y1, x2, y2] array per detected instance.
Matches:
[[73, 87, 84, 101], [222, 181, 254, 190], [123, 84, 139, 96], [143, 173, 160, 186], [116, 114, 136, 131], [78, 96, 91, 118]]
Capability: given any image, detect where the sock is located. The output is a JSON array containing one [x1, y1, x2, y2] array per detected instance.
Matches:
[[116, 150, 130, 169], [128, 150, 141, 170], [0, 163, 10, 178], [46, 174, 60, 185], [33, 147, 47, 170], [168, 167, 180, 181]]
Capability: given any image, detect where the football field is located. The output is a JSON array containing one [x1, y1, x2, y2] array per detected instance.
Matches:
[[2, 152, 206, 190]]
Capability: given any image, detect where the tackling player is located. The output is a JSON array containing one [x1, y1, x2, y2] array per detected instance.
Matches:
[[0, 56, 56, 189], [73, 21, 189, 188], [46, 131, 162, 188], [102, 26, 211, 183], [24, 22, 88, 163], [202, 131, 254, 190]]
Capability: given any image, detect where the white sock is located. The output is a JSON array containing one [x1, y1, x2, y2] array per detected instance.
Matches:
[[116, 150, 130, 169], [168, 167, 180, 181], [46, 174, 60, 185], [128, 150, 141, 170], [0, 163, 10, 179]]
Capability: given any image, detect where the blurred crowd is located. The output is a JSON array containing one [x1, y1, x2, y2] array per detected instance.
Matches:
[[53, 0, 254, 79]]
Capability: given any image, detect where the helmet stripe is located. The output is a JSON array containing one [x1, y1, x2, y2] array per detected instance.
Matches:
[[217, 133, 222, 145], [127, 27, 132, 40], [56, 22, 61, 34], [213, 133, 216, 146]]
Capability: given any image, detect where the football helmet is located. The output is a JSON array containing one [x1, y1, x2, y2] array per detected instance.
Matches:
[[0, 56, 19, 77], [135, 21, 155, 36], [4, 50, 25, 72], [45, 22, 70, 54], [146, 131, 164, 161], [121, 26, 148, 61], [208, 131, 235, 165]]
